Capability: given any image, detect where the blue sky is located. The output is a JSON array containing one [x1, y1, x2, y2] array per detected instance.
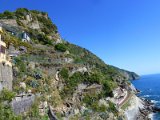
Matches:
[[1, 0, 160, 75]]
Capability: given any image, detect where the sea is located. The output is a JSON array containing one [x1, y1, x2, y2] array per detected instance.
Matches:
[[132, 74, 160, 120]]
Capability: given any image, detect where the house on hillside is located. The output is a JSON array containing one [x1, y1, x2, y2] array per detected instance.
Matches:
[[21, 31, 31, 42], [0, 23, 31, 42]]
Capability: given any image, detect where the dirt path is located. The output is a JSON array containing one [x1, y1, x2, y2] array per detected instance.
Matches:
[[119, 91, 131, 107]]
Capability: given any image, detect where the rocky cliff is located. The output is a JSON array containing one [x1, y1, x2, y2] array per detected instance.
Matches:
[[0, 8, 144, 120]]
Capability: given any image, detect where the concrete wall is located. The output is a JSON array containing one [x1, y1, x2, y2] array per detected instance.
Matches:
[[0, 63, 13, 90]]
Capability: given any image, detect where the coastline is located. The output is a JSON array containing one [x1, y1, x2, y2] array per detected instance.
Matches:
[[124, 94, 144, 120], [131, 74, 160, 120], [124, 83, 157, 120]]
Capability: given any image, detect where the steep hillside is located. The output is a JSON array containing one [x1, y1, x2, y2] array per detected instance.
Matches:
[[0, 8, 141, 120]]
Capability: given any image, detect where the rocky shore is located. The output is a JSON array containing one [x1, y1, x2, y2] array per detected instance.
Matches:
[[138, 98, 160, 120], [124, 85, 160, 120]]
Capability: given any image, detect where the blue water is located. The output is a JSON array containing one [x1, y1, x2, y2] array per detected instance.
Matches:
[[132, 74, 160, 120]]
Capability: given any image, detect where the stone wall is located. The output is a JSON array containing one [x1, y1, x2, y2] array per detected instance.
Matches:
[[0, 63, 13, 90], [0, 19, 18, 27], [11, 95, 35, 115]]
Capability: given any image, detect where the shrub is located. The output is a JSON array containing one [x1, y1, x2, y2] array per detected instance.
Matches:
[[82, 93, 107, 112], [102, 80, 116, 97], [0, 103, 22, 120], [55, 43, 67, 52], [0, 89, 21, 119], [3, 10, 14, 19], [82, 93, 99, 106], [88, 73, 101, 84], [69, 72, 84, 86], [15, 8, 29, 19], [14, 57, 27, 73], [108, 101, 118, 115], [31, 10, 41, 14], [59, 68, 69, 80], [83, 72, 102, 84], [27, 99, 40, 118], [98, 104, 107, 112], [37, 34, 53, 45], [0, 89, 16, 102], [60, 72, 84, 98], [30, 80, 39, 88]]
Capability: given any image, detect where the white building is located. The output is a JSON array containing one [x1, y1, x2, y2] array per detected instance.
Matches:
[[0, 23, 6, 61], [22, 31, 31, 42], [0, 23, 12, 66]]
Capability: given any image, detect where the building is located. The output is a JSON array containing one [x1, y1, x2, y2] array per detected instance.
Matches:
[[0, 23, 7, 62], [0, 23, 13, 91], [21, 31, 31, 42], [0, 23, 12, 66], [0, 23, 31, 43]]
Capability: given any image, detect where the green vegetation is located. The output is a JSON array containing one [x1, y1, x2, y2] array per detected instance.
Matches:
[[60, 71, 84, 98], [2, 31, 32, 50], [0, 89, 21, 120], [102, 80, 116, 97], [121, 95, 131, 110], [82, 93, 107, 112], [0, 10, 14, 19], [0, 8, 136, 119], [3, 11, 14, 19], [0, 89, 16, 102], [59, 68, 69, 80], [108, 101, 118, 115], [37, 15, 57, 34], [14, 57, 27, 73], [37, 34, 53, 45], [0, 8, 29, 19], [55, 43, 67, 52], [59, 66, 116, 98], [15, 8, 29, 19]]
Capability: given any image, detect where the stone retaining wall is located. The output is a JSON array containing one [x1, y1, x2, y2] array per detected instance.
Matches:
[[11, 95, 35, 115], [0, 63, 13, 90]]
